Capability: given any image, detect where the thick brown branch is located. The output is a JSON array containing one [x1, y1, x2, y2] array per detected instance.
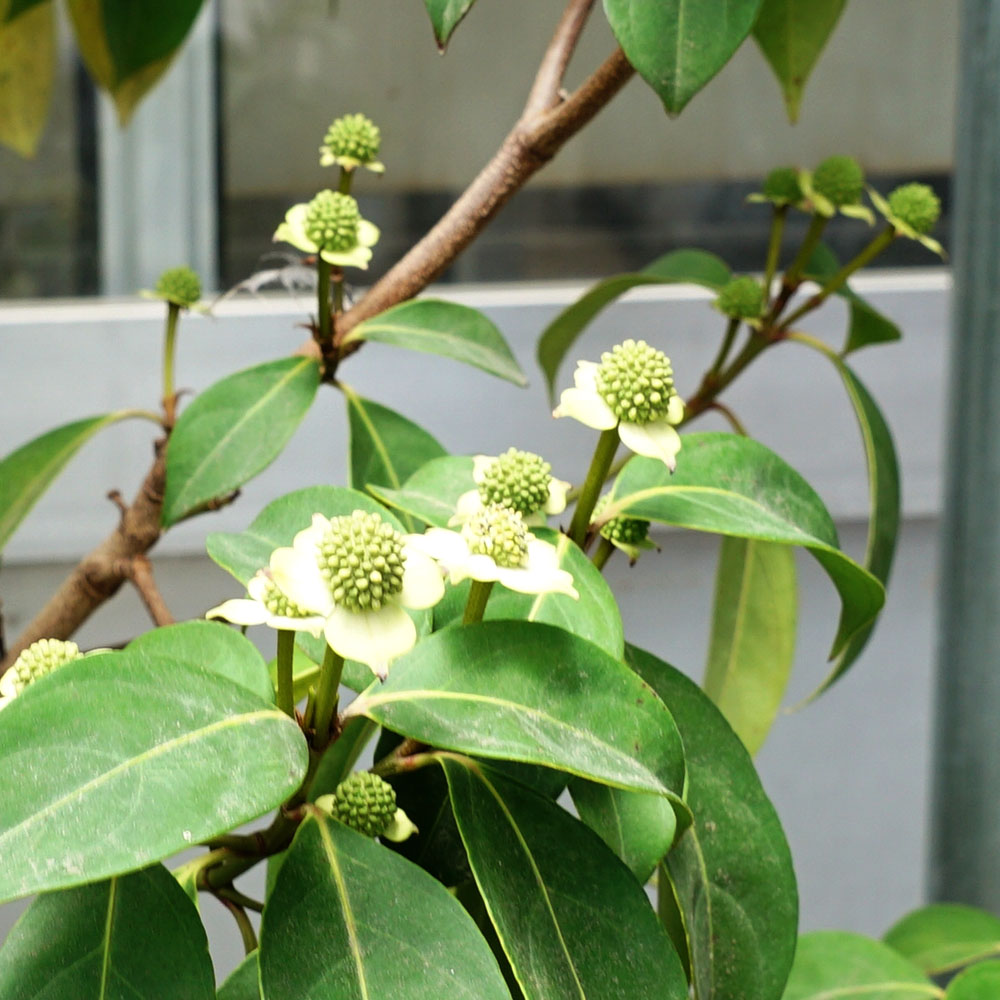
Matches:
[[524, 0, 597, 117], [335, 46, 634, 343], [116, 553, 176, 628], [0, 440, 168, 673]]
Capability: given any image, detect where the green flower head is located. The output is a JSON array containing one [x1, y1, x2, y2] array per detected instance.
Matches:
[[274, 191, 380, 269], [142, 266, 202, 308], [594, 495, 657, 564], [320, 113, 384, 173], [318, 771, 417, 842], [800, 156, 874, 223], [715, 276, 765, 321], [748, 166, 806, 209], [869, 182, 945, 257], [0, 638, 82, 708]]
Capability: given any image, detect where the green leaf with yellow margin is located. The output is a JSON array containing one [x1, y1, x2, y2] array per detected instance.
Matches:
[[0, 0, 54, 157]]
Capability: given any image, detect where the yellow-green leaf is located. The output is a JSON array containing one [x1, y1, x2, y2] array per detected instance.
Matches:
[[0, 0, 54, 157]]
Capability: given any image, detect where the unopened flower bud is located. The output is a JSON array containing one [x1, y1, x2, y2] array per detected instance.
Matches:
[[327, 772, 399, 838], [812, 156, 865, 207], [153, 267, 201, 308], [762, 166, 803, 204], [887, 183, 941, 235], [716, 277, 764, 320]]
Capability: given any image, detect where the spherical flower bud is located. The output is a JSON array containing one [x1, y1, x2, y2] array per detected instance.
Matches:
[[329, 772, 398, 838], [258, 575, 310, 619], [304, 190, 362, 254], [594, 339, 676, 425], [3, 639, 81, 698], [716, 276, 765, 320], [595, 496, 651, 547], [321, 113, 382, 168], [762, 166, 803, 204], [887, 183, 940, 235], [478, 448, 554, 518], [462, 503, 530, 569], [153, 266, 201, 307], [316, 510, 406, 612], [811, 156, 864, 207]]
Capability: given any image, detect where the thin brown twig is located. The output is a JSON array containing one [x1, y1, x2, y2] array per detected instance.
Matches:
[[524, 0, 597, 116], [116, 553, 175, 628]]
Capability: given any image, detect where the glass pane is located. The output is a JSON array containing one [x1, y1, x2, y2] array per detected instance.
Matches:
[[218, 1, 955, 286]]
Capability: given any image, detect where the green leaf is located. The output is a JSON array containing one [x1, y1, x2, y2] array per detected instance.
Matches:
[[569, 779, 677, 883], [753, 0, 847, 122], [433, 527, 626, 659], [259, 812, 510, 999], [206, 485, 393, 585], [347, 621, 686, 797], [603, 0, 764, 115], [704, 537, 797, 754], [342, 384, 447, 510], [66, 0, 205, 123], [217, 953, 261, 1000], [782, 931, 938, 1000], [163, 356, 320, 526], [0, 0, 53, 157], [806, 244, 902, 354], [0, 864, 215, 999], [884, 904, 1000, 976], [607, 433, 884, 659], [127, 620, 274, 703], [946, 961, 1000, 999], [368, 454, 475, 529], [344, 298, 527, 386], [627, 644, 798, 1000], [537, 249, 731, 403], [0, 651, 308, 901], [790, 345, 901, 695], [423, 0, 478, 47], [441, 757, 689, 999], [0, 412, 133, 552]]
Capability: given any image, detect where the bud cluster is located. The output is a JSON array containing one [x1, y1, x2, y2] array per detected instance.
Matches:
[[317, 510, 406, 611], [595, 339, 676, 425], [478, 448, 553, 517], [462, 503, 530, 569]]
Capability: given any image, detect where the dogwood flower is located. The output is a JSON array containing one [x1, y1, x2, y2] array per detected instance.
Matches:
[[269, 510, 444, 678], [799, 155, 874, 223], [451, 448, 570, 526], [593, 494, 657, 564], [412, 503, 578, 598], [869, 182, 944, 257], [0, 639, 82, 710], [274, 189, 380, 269], [319, 113, 385, 174], [206, 569, 326, 635], [554, 339, 685, 472]]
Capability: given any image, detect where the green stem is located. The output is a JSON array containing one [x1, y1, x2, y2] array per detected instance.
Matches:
[[783, 213, 829, 288], [706, 317, 741, 383], [568, 427, 619, 547], [161, 303, 181, 421], [785, 330, 838, 361], [311, 644, 344, 749], [707, 400, 748, 435], [332, 268, 345, 315], [763, 205, 788, 298], [276, 630, 295, 718], [217, 895, 258, 956], [338, 167, 354, 195], [317, 257, 333, 343], [591, 536, 615, 571], [463, 580, 495, 624], [779, 226, 896, 330]]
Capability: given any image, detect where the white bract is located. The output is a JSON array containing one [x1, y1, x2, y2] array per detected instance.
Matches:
[[413, 503, 578, 599], [269, 510, 444, 678], [206, 569, 326, 635], [554, 339, 685, 472], [452, 448, 570, 527], [274, 190, 380, 269]]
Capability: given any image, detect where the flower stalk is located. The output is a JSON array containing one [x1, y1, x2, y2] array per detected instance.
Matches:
[[311, 644, 345, 749], [162, 302, 181, 425], [568, 428, 619, 547], [275, 629, 295, 718], [463, 580, 495, 624]]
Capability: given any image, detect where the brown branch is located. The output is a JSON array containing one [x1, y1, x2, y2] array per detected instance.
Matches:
[[0, 439, 168, 673], [524, 0, 597, 117], [116, 553, 176, 628], [335, 45, 634, 344]]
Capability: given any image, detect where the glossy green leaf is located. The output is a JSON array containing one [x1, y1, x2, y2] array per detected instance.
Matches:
[[791, 345, 901, 695], [884, 904, 1000, 976], [423, 0, 478, 47], [753, 0, 847, 122], [163, 356, 320, 526], [0, 0, 53, 157], [603, 0, 764, 115], [346, 620, 686, 797], [0, 411, 133, 552], [704, 537, 797, 753], [127, 620, 273, 703], [607, 434, 884, 658], [66, 0, 204, 123], [569, 778, 677, 883], [627, 644, 797, 1000], [368, 454, 475, 528], [806, 244, 902, 354], [537, 249, 731, 403], [344, 298, 527, 386], [433, 527, 626, 659], [946, 961, 1000, 999], [0, 864, 214, 999], [782, 931, 938, 1000], [259, 812, 509, 1000], [217, 953, 261, 1000], [0, 651, 308, 901], [442, 757, 688, 999], [342, 385, 447, 524], [206, 485, 393, 585]]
